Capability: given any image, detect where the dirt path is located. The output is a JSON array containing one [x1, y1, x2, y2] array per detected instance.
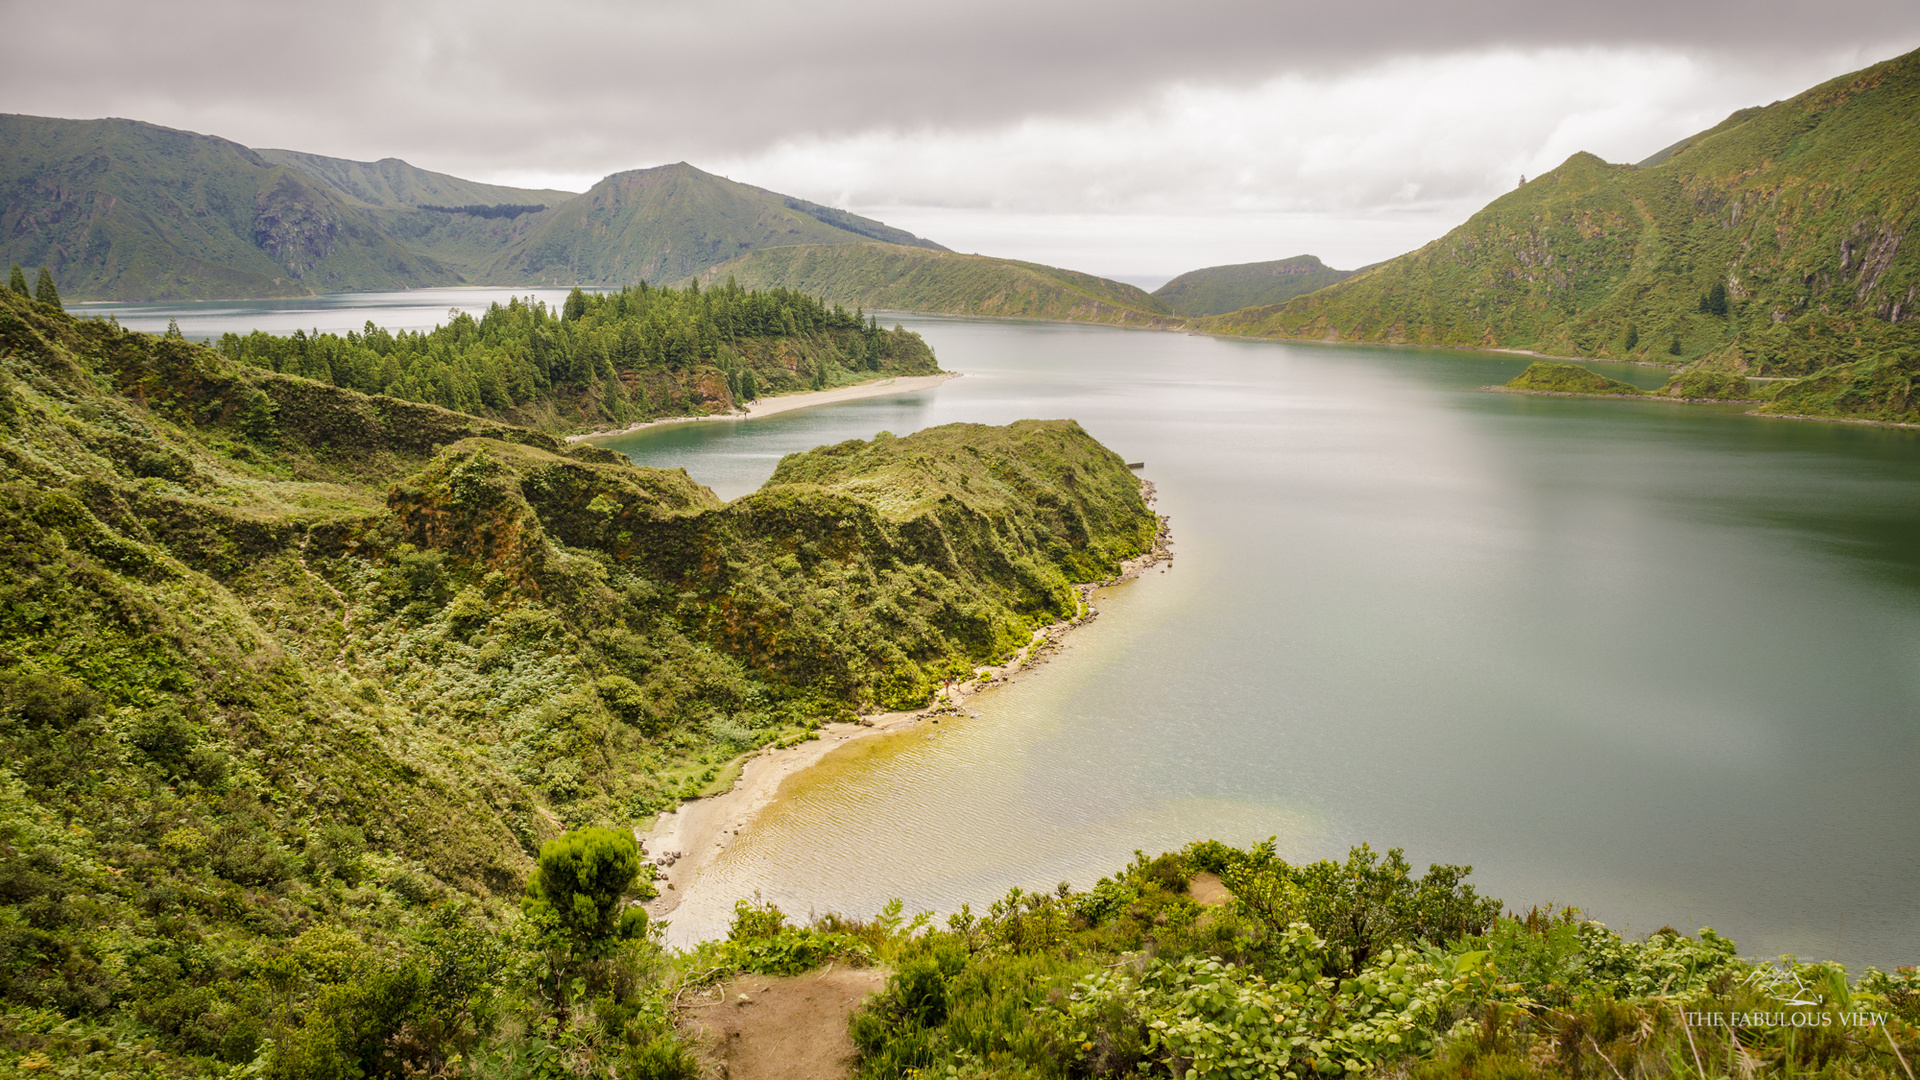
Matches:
[[682, 967, 889, 1080]]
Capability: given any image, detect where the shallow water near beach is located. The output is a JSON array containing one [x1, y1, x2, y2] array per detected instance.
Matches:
[[597, 317, 1920, 968], [78, 295, 1920, 967]]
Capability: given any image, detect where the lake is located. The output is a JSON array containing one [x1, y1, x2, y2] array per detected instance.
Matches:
[[596, 317, 1920, 969], [79, 294, 1920, 970]]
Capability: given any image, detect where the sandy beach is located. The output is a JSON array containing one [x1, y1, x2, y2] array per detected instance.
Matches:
[[567, 373, 961, 443], [640, 482, 1174, 923]]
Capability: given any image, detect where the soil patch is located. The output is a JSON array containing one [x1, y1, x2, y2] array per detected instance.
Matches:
[[1189, 871, 1231, 907], [683, 967, 889, 1080]]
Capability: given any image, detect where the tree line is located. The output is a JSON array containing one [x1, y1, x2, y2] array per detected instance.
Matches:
[[216, 279, 936, 431]]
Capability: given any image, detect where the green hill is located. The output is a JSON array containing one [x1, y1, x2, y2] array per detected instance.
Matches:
[[251, 148, 578, 280], [481, 164, 947, 288], [0, 286, 1153, 1074], [1500, 360, 1647, 396], [1200, 48, 1920, 384], [0, 115, 462, 301], [251, 148, 575, 212], [0, 119, 948, 301], [1152, 254, 1352, 315], [691, 241, 1178, 326]]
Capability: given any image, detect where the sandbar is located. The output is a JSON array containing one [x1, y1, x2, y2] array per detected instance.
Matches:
[[567, 373, 961, 443]]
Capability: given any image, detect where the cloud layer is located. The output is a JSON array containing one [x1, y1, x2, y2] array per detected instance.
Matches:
[[4, 0, 1916, 278]]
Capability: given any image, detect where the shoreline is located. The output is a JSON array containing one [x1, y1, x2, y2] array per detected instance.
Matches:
[[1487, 386, 1920, 428], [639, 482, 1174, 923], [1483, 386, 1762, 405], [567, 372, 961, 442]]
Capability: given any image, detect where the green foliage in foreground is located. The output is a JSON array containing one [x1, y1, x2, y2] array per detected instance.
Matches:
[[0, 288, 1152, 1076], [1200, 48, 1920, 427], [846, 841, 1920, 1080], [215, 279, 939, 434], [692, 242, 1177, 327], [1504, 362, 1647, 396]]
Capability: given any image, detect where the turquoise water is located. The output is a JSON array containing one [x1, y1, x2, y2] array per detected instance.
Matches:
[[76, 297, 1920, 968], [597, 317, 1920, 968]]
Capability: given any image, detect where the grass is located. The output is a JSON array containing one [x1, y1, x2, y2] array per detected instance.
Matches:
[[1197, 47, 1920, 426], [1153, 255, 1354, 316], [0, 287, 1156, 1076], [1504, 361, 1647, 396], [690, 242, 1177, 327]]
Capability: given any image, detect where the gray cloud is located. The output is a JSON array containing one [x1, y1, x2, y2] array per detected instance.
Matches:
[[5, 1, 1915, 279], [3, 0, 1915, 180]]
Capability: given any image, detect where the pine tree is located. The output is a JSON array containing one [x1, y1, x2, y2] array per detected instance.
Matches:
[[562, 286, 587, 322], [33, 268, 60, 310], [7, 265, 27, 296], [1700, 281, 1729, 317]]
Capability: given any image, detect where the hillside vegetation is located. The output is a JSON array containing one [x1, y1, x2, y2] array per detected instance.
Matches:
[[1201, 49, 1920, 388], [251, 148, 576, 283], [479, 165, 946, 289], [1, 119, 947, 301], [0, 285, 1154, 1076], [1500, 361, 1647, 396], [0, 115, 462, 300], [1152, 255, 1352, 316], [212, 279, 939, 434], [835, 840, 1919, 1080], [692, 242, 1177, 326]]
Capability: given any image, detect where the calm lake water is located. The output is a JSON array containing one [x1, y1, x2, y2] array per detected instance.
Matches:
[[69, 286, 611, 339], [81, 294, 1920, 969], [596, 317, 1920, 968]]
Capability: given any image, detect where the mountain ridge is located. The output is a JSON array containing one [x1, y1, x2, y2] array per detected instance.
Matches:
[[1, 119, 946, 300], [690, 241, 1177, 326], [1198, 47, 1920, 384]]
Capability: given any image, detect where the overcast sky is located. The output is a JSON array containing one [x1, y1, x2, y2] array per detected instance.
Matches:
[[4, 1, 1917, 285]]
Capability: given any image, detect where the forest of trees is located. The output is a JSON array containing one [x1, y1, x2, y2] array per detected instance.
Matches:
[[216, 279, 938, 432]]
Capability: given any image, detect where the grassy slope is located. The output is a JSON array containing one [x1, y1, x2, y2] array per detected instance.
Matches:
[[0, 288, 1153, 1073], [1501, 360, 1646, 395], [691, 242, 1177, 326], [250, 149, 576, 211], [0, 115, 460, 301], [1151, 255, 1353, 316], [253, 149, 581, 280], [1199, 49, 1920, 391], [481, 165, 946, 288]]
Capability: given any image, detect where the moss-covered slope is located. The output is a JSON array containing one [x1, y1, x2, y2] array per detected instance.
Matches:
[[481, 164, 946, 288], [1501, 361, 1646, 396], [0, 288, 1151, 1074], [0, 115, 463, 301], [692, 242, 1177, 326], [1152, 255, 1352, 316], [1200, 49, 1920, 385]]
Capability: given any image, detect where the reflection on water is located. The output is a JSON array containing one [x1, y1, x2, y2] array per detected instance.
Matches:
[[72, 296, 1920, 967], [70, 286, 615, 339], [612, 317, 1918, 969]]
